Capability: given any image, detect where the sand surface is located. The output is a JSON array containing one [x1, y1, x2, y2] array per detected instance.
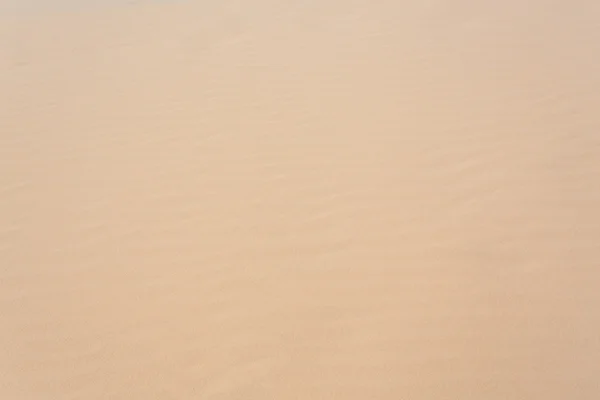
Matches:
[[2, 1, 600, 398]]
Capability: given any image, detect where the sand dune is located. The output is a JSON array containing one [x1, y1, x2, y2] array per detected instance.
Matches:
[[2, 1, 600, 398]]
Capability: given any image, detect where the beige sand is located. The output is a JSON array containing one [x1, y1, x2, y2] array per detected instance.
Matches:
[[2, 1, 600, 398]]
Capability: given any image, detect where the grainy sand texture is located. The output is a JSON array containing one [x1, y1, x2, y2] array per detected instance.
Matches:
[[2, 1, 600, 399]]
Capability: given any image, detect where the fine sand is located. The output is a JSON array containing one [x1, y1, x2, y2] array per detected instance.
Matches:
[[2, 1, 600, 398]]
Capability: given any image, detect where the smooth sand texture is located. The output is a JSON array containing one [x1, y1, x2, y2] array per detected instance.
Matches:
[[2, 1, 600, 398]]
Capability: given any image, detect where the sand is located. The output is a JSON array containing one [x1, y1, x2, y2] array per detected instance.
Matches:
[[1, 1, 600, 398]]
